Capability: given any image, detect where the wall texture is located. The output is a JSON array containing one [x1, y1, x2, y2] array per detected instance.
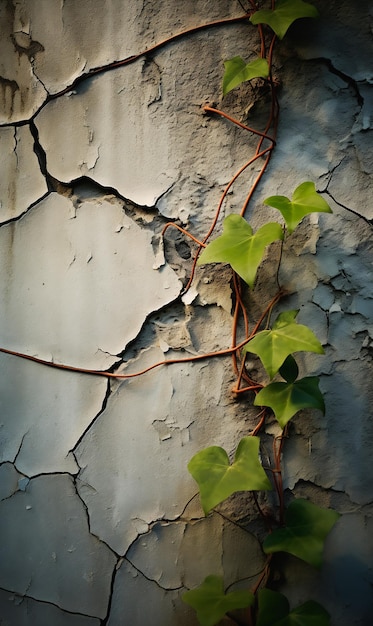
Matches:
[[0, 1, 372, 625]]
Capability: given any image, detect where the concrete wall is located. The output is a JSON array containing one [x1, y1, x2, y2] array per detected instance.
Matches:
[[0, 1, 372, 624]]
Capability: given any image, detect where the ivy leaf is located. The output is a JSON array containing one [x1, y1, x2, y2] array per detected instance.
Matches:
[[188, 436, 272, 515], [182, 575, 254, 626], [257, 589, 330, 626], [275, 601, 331, 626], [243, 310, 324, 379], [263, 499, 341, 567], [254, 376, 325, 428], [279, 354, 299, 383], [264, 182, 332, 234], [223, 56, 269, 96], [250, 0, 319, 40], [257, 588, 289, 626], [197, 214, 283, 288]]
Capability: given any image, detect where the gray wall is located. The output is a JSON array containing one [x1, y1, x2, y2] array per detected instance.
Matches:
[[0, 1, 372, 624]]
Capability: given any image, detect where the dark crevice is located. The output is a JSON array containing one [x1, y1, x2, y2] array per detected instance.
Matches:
[[0, 190, 50, 229], [12, 432, 28, 467], [29, 119, 55, 192], [71, 378, 112, 452], [12, 127, 19, 167], [71, 472, 120, 558], [325, 189, 373, 228], [313, 57, 364, 107], [25, 469, 79, 481], [100, 562, 119, 626]]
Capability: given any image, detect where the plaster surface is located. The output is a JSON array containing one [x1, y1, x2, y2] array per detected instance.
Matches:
[[0, 1, 372, 625]]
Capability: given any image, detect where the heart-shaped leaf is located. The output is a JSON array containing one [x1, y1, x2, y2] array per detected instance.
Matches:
[[197, 214, 283, 288], [254, 376, 325, 428], [264, 182, 332, 234], [263, 498, 341, 567], [223, 56, 269, 96], [182, 575, 254, 626], [188, 436, 272, 515], [257, 589, 330, 626], [250, 0, 319, 40], [243, 310, 324, 379]]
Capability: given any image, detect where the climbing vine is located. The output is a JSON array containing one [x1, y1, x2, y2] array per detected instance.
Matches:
[[173, 1, 341, 624]]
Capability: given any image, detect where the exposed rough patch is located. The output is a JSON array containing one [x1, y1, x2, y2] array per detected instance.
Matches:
[[0, 588, 100, 626], [282, 210, 373, 504], [0, 474, 117, 618], [34, 25, 257, 222], [15, 0, 239, 97], [0, 125, 48, 221], [0, 193, 181, 369], [0, 352, 108, 475], [283, 350, 373, 505]]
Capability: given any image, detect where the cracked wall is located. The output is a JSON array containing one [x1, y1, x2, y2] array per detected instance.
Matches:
[[0, 1, 372, 625]]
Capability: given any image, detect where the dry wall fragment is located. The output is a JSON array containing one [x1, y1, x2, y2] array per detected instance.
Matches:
[[75, 347, 242, 555], [0, 352, 108, 475], [107, 560, 193, 626], [16, 0, 239, 96], [0, 474, 117, 618], [34, 26, 254, 220], [0, 126, 48, 221], [0, 193, 181, 369]]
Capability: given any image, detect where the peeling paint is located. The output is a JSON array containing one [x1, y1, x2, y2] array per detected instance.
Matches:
[[0, 193, 181, 369]]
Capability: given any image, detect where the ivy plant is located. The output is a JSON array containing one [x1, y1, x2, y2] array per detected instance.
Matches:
[[180, 1, 341, 625]]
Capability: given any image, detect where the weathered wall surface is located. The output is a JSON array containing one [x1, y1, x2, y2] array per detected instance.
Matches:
[[0, 1, 372, 624]]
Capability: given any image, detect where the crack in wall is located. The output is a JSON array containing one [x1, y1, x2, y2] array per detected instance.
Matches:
[[123, 556, 185, 593], [0, 586, 101, 622], [315, 56, 364, 107], [71, 379, 112, 453]]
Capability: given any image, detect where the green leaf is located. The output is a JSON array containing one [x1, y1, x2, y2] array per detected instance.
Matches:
[[188, 436, 272, 515], [197, 214, 283, 288], [276, 601, 331, 626], [279, 355, 299, 383], [264, 182, 332, 234], [257, 588, 289, 626], [257, 589, 330, 626], [254, 376, 325, 428], [223, 56, 269, 96], [182, 575, 254, 626], [263, 499, 341, 567], [250, 0, 319, 40], [243, 310, 324, 379]]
